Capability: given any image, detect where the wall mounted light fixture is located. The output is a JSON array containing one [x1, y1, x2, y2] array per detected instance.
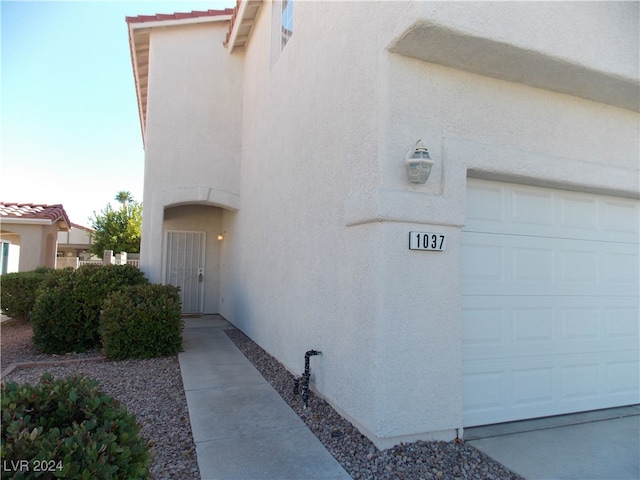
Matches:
[[217, 234, 224, 241], [405, 140, 433, 184]]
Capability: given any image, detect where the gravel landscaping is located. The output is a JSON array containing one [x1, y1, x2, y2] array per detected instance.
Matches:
[[225, 328, 524, 480], [1, 318, 199, 480], [2, 317, 523, 480]]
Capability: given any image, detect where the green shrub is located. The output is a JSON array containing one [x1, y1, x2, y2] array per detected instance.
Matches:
[[0, 270, 52, 321], [74, 264, 148, 320], [31, 265, 148, 354], [101, 284, 183, 360], [1, 373, 151, 480], [31, 269, 88, 354]]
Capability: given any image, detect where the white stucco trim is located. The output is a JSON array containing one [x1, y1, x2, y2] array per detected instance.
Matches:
[[1, 218, 53, 226], [389, 20, 640, 112], [1, 218, 70, 229], [344, 187, 465, 228], [159, 186, 240, 211], [450, 137, 640, 200], [140, 186, 238, 284]]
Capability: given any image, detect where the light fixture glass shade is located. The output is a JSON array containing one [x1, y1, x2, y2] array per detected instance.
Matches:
[[407, 161, 432, 183], [406, 140, 434, 184]]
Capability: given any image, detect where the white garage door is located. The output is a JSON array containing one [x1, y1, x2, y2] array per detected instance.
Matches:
[[462, 179, 639, 427]]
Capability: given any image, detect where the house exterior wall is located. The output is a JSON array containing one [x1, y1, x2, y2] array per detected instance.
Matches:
[[139, 1, 638, 448], [57, 226, 94, 258], [219, 0, 390, 442], [0, 223, 59, 271], [57, 226, 93, 246], [140, 20, 244, 285], [218, 1, 639, 447]]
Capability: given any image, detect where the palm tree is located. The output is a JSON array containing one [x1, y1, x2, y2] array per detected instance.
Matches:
[[114, 191, 133, 206]]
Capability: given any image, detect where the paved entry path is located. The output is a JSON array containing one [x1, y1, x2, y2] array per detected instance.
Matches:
[[178, 315, 351, 480]]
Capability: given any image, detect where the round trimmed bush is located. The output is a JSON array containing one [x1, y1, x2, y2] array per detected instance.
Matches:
[[100, 284, 183, 360], [31, 265, 148, 354], [1, 373, 151, 480], [0, 269, 53, 321]]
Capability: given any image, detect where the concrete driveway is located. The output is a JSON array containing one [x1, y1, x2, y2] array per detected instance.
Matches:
[[465, 406, 640, 480]]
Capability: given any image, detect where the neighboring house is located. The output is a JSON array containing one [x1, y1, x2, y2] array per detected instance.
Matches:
[[57, 223, 96, 260], [126, 2, 640, 448], [0, 203, 71, 273]]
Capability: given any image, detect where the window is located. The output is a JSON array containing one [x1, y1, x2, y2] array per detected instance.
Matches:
[[271, 0, 293, 66], [281, 0, 293, 50], [1, 242, 9, 275]]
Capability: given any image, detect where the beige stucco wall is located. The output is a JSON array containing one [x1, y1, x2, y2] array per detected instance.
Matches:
[[57, 226, 94, 258], [0, 223, 59, 271], [57, 226, 93, 246], [140, 19, 244, 286], [140, 1, 639, 448]]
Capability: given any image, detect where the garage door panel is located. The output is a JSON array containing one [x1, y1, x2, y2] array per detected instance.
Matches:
[[465, 181, 505, 223], [461, 242, 504, 283], [511, 187, 554, 227], [463, 369, 507, 416], [603, 250, 640, 285], [601, 199, 640, 235], [512, 246, 554, 283], [463, 296, 639, 361], [463, 179, 639, 426], [462, 235, 637, 296], [605, 308, 639, 338], [464, 350, 639, 426], [465, 180, 639, 243], [606, 361, 640, 396], [559, 195, 599, 230], [559, 249, 599, 283]]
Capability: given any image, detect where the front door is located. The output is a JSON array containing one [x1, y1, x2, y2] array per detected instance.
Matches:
[[164, 231, 205, 314]]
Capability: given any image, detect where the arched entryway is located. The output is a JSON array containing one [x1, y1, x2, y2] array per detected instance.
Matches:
[[162, 204, 223, 314]]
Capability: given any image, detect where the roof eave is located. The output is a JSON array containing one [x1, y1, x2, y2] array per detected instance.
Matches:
[[225, 0, 263, 53], [1, 217, 70, 231], [127, 24, 147, 146]]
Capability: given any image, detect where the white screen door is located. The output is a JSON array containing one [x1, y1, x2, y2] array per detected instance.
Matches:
[[164, 231, 206, 314]]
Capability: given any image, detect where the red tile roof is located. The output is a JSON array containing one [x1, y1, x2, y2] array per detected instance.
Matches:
[[70, 222, 95, 232], [0, 202, 71, 228], [125, 8, 234, 24]]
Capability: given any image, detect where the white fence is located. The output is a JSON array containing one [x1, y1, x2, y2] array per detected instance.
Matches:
[[62, 251, 140, 269]]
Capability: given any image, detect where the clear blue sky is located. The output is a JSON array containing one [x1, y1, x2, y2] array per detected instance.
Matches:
[[1, 0, 235, 227]]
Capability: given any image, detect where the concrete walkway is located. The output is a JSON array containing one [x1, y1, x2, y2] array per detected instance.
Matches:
[[466, 405, 640, 479], [178, 315, 351, 480]]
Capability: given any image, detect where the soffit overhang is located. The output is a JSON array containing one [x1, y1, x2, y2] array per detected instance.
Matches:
[[225, 0, 263, 53]]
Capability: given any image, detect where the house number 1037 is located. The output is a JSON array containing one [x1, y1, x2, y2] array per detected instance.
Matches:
[[409, 232, 447, 251]]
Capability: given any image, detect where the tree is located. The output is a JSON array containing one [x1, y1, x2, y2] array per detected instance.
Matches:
[[115, 191, 133, 206], [90, 193, 142, 255]]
